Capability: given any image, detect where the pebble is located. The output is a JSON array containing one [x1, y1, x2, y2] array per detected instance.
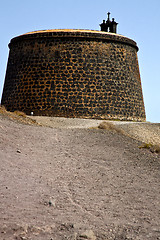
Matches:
[[49, 198, 56, 207], [79, 230, 96, 240]]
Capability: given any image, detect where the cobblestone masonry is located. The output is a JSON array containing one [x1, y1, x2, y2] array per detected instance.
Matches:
[[1, 30, 146, 121]]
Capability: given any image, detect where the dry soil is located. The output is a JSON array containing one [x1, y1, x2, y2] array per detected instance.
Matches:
[[0, 114, 159, 239]]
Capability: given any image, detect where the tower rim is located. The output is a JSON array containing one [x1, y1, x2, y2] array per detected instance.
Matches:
[[9, 29, 139, 51]]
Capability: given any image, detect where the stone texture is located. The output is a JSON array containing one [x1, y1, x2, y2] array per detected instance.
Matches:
[[1, 29, 146, 121]]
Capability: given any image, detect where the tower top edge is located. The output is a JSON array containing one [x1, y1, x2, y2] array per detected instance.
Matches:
[[22, 29, 119, 35], [9, 29, 138, 51]]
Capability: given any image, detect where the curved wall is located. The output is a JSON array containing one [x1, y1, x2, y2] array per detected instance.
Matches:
[[1, 30, 146, 121]]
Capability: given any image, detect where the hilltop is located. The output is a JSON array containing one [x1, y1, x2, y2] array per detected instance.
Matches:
[[0, 108, 159, 239]]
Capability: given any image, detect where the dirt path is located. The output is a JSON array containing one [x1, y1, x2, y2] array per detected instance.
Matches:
[[29, 116, 160, 145], [0, 116, 159, 239]]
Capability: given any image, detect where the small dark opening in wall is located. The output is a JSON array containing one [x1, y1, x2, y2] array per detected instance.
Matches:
[[55, 50, 60, 58]]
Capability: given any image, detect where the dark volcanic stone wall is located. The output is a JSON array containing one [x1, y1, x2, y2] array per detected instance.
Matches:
[[1, 30, 146, 121]]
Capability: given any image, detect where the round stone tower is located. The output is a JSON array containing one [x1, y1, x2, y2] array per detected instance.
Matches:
[[1, 29, 146, 121]]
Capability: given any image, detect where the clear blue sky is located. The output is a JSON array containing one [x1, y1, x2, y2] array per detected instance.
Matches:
[[0, 0, 160, 122]]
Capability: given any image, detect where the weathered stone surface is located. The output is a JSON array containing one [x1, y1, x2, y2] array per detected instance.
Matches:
[[1, 29, 146, 121], [78, 230, 96, 240]]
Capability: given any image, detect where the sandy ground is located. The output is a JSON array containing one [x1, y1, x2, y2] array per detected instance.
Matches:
[[0, 114, 160, 239], [29, 116, 160, 145]]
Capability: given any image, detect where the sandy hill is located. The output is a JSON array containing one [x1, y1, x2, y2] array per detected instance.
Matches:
[[0, 108, 159, 239]]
